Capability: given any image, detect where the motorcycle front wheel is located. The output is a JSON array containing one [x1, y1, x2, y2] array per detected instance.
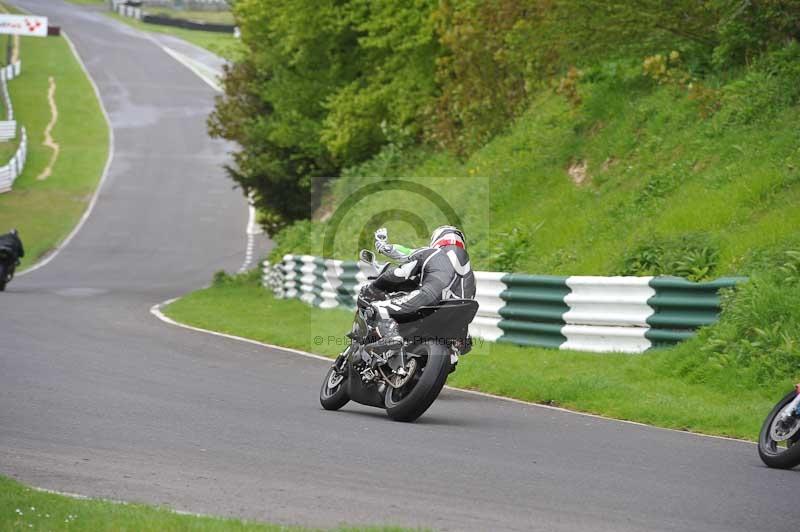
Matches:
[[0, 262, 7, 291], [384, 341, 450, 422], [319, 356, 350, 411], [758, 389, 800, 469]]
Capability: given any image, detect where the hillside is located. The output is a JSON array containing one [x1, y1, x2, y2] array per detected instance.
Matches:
[[262, 43, 800, 394], [269, 49, 800, 281]]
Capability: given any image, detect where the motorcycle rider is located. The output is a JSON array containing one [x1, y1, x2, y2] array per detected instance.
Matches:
[[0, 228, 24, 290], [366, 225, 476, 322]]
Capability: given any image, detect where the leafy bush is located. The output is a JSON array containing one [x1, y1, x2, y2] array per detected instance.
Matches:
[[697, 269, 800, 385], [488, 225, 540, 272], [642, 51, 720, 117], [620, 234, 720, 281], [267, 220, 317, 263], [210, 0, 439, 231]]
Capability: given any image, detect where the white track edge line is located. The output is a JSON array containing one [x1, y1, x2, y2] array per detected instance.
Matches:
[[18, 30, 115, 277], [105, 4, 222, 93], [150, 296, 755, 446], [149, 299, 331, 362], [158, 44, 221, 93]]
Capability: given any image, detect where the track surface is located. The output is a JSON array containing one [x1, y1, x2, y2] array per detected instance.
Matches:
[[1, 2, 799, 531]]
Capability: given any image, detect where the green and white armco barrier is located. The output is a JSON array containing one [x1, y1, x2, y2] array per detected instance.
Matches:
[[477, 274, 743, 352], [263, 255, 743, 353], [263, 255, 377, 309]]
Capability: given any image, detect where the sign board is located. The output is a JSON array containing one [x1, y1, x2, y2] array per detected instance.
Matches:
[[0, 15, 48, 37]]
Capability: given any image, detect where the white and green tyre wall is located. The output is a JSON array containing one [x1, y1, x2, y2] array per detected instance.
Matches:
[[263, 255, 744, 354]]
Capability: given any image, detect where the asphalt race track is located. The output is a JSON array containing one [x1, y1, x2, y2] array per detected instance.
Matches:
[[1, 2, 799, 531]]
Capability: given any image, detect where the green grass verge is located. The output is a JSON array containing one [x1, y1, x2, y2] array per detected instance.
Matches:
[[0, 475, 413, 531], [164, 273, 786, 441], [106, 12, 241, 61], [0, 31, 109, 269]]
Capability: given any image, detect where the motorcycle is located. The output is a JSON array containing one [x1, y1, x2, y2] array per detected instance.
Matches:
[[0, 229, 23, 292], [758, 384, 800, 469], [319, 250, 478, 422]]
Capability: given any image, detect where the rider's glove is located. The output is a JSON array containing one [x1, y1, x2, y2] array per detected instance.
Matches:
[[374, 227, 392, 255]]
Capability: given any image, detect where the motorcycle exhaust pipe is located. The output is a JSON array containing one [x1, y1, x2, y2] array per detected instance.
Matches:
[[364, 336, 403, 353]]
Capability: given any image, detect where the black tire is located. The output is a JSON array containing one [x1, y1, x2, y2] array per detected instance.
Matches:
[[320, 363, 350, 411], [758, 389, 800, 469], [384, 341, 450, 422], [0, 263, 6, 292]]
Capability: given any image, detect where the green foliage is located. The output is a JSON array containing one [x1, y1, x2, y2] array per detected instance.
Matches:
[[712, 0, 800, 69], [210, 0, 440, 231], [488, 225, 540, 272], [715, 41, 800, 125], [620, 235, 720, 281], [321, 0, 439, 162], [270, 55, 800, 277], [428, 0, 540, 154], [212, 270, 232, 286], [216, 0, 800, 224], [778, 250, 800, 284], [209, 0, 357, 232], [266, 219, 317, 264], [692, 269, 800, 385]]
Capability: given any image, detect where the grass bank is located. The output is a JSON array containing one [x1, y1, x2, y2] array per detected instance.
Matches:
[[0, 475, 411, 531], [0, 29, 108, 269], [106, 12, 240, 61], [143, 6, 235, 26], [273, 71, 800, 279], [164, 273, 788, 441]]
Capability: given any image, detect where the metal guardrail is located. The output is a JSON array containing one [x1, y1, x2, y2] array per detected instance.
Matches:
[[264, 255, 376, 309], [263, 255, 744, 353]]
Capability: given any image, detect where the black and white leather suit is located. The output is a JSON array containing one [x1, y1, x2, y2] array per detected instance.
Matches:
[[369, 245, 476, 322]]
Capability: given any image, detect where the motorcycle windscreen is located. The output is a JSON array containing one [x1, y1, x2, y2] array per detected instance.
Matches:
[[397, 299, 479, 342]]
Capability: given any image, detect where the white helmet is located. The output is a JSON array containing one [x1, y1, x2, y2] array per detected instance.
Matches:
[[429, 225, 466, 249]]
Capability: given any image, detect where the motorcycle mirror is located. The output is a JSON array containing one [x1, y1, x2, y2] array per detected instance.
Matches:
[[359, 249, 375, 265]]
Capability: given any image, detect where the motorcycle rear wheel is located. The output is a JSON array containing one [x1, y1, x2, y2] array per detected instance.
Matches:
[[384, 341, 450, 422], [758, 390, 800, 469], [0, 262, 7, 291], [320, 360, 350, 411]]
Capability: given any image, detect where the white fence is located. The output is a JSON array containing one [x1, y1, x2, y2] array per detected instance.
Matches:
[[111, 1, 142, 19], [0, 126, 27, 193], [0, 61, 21, 142], [0, 61, 21, 82]]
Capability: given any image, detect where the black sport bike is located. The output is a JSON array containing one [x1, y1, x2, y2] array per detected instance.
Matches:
[[319, 250, 478, 422], [0, 229, 23, 292]]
